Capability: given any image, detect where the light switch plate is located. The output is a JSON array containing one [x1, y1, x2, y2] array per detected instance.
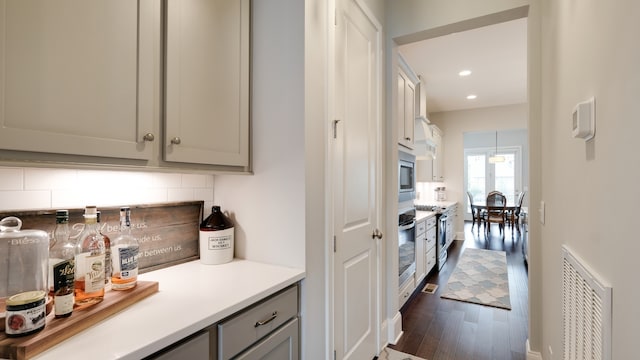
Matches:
[[540, 200, 545, 224], [572, 97, 595, 140]]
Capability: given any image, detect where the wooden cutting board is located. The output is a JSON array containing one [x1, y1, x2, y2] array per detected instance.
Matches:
[[0, 281, 159, 360]]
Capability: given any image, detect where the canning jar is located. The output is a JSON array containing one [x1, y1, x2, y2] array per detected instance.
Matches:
[[0, 216, 50, 335]]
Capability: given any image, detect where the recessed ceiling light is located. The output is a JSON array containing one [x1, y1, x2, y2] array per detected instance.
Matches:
[[459, 70, 472, 77], [466, 94, 477, 100]]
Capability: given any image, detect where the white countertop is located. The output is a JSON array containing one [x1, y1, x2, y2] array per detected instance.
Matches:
[[33, 259, 305, 360], [414, 200, 457, 208], [416, 210, 436, 221]]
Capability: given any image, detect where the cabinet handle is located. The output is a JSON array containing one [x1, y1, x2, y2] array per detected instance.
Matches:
[[405, 137, 411, 141], [142, 133, 155, 142], [371, 229, 383, 240], [255, 311, 278, 327], [170, 137, 182, 145]]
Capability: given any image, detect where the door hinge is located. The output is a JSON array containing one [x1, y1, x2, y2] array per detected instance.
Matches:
[[333, 119, 340, 139], [333, 235, 337, 252], [334, 350, 337, 360]]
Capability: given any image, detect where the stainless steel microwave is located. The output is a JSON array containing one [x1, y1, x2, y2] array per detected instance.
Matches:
[[398, 150, 416, 202]]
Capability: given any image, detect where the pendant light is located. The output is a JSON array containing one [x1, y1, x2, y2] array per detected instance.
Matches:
[[488, 131, 505, 164]]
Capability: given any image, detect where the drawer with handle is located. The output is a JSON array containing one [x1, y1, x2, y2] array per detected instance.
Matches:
[[426, 248, 436, 273], [416, 220, 427, 236], [426, 216, 437, 229], [218, 285, 298, 359]]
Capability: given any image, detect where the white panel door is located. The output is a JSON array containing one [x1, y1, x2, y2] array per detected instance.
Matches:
[[0, 0, 156, 160], [333, 0, 381, 359]]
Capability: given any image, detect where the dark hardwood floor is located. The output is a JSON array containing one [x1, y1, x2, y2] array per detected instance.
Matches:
[[389, 221, 529, 360]]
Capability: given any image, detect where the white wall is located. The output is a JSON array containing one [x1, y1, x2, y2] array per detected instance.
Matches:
[[0, 167, 214, 213], [540, 1, 640, 358], [429, 104, 528, 233], [387, 0, 530, 43], [213, 0, 305, 269]]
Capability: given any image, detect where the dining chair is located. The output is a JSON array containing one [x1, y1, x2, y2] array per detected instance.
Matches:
[[485, 191, 503, 222], [510, 191, 526, 232], [485, 192, 507, 236], [466, 191, 486, 230]]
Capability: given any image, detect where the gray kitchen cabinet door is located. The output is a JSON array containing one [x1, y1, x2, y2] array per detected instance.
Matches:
[[164, 0, 250, 167], [234, 318, 299, 360], [0, 0, 157, 160], [149, 331, 210, 360]]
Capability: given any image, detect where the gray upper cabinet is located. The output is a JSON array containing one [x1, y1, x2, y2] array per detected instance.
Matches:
[[164, 0, 250, 167], [0, 0, 156, 160], [0, 0, 250, 171]]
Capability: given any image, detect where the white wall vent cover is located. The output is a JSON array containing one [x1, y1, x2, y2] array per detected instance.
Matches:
[[562, 245, 612, 360]]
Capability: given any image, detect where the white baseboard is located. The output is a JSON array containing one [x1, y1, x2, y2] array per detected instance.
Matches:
[[387, 311, 403, 345], [526, 339, 543, 360], [380, 318, 389, 351]]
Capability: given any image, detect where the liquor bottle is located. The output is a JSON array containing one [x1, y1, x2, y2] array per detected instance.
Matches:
[[48, 210, 75, 318], [97, 211, 112, 291], [74, 206, 105, 308], [111, 207, 139, 290]]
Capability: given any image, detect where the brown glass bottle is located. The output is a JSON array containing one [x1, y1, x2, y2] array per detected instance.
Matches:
[[199, 206, 234, 264]]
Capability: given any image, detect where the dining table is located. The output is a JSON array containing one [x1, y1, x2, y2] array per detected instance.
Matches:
[[471, 200, 520, 232]]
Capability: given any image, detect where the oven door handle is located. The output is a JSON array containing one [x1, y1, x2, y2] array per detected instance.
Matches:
[[399, 220, 416, 231]]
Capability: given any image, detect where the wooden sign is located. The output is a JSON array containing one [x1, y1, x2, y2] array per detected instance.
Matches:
[[0, 201, 203, 273]]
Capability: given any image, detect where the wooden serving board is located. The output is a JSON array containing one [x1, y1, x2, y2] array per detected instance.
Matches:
[[0, 281, 159, 360]]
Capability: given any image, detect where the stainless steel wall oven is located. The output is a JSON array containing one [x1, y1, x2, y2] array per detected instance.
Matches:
[[398, 208, 416, 286]]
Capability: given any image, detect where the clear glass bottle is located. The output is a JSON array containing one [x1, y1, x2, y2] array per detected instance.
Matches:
[[48, 210, 75, 318], [111, 207, 139, 290], [74, 206, 105, 308], [97, 211, 112, 292]]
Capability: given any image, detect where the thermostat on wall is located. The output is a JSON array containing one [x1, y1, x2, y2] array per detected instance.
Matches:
[[572, 97, 595, 140]]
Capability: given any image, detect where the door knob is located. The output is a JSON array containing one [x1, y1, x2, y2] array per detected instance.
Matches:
[[371, 229, 383, 240], [170, 137, 181, 145], [142, 133, 155, 142]]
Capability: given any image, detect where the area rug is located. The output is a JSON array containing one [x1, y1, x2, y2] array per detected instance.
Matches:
[[377, 347, 427, 360], [440, 248, 511, 310]]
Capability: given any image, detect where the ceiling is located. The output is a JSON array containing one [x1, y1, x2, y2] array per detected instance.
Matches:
[[398, 17, 528, 114]]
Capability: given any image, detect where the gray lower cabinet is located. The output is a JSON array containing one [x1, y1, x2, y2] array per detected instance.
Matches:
[[234, 318, 299, 360], [218, 285, 299, 359], [146, 283, 299, 360], [149, 331, 210, 360]]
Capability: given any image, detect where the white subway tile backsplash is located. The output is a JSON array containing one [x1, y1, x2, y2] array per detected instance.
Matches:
[[0, 190, 51, 211], [146, 173, 182, 188], [182, 174, 207, 188], [0, 168, 24, 190], [50, 190, 84, 209], [194, 188, 214, 202], [168, 188, 195, 202], [24, 168, 78, 190], [0, 167, 214, 212]]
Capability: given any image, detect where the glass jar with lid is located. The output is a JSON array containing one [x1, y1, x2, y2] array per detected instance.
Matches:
[[0, 216, 50, 335]]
